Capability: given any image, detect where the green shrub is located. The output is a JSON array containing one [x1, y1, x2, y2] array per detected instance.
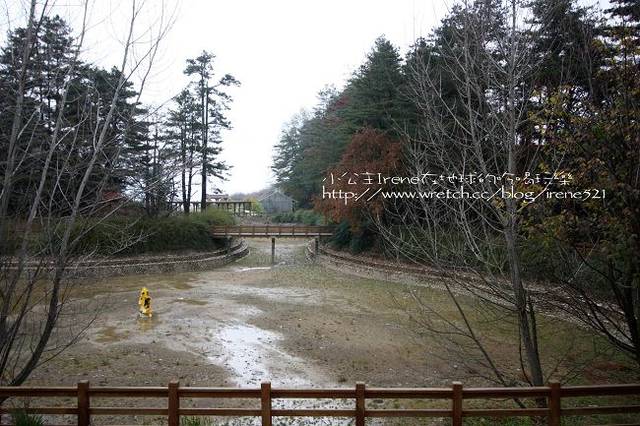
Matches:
[[271, 209, 325, 225], [349, 225, 376, 254], [271, 211, 295, 223], [72, 209, 235, 255], [464, 418, 535, 426], [331, 221, 352, 249], [11, 411, 44, 426], [180, 417, 212, 426], [188, 208, 235, 227], [296, 209, 324, 225]]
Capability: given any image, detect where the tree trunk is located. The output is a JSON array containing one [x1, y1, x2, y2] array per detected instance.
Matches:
[[181, 138, 188, 214], [200, 80, 208, 211], [504, 219, 544, 387]]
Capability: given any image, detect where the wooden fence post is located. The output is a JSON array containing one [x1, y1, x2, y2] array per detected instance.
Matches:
[[271, 238, 276, 264], [261, 382, 272, 426], [452, 381, 463, 426], [356, 382, 365, 426], [168, 380, 179, 426], [77, 380, 90, 426], [548, 381, 561, 426], [314, 237, 319, 257]]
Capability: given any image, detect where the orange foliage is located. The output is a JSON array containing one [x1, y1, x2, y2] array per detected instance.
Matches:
[[315, 128, 404, 225]]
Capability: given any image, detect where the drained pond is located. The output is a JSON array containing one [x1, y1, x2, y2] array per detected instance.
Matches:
[[20, 239, 636, 425]]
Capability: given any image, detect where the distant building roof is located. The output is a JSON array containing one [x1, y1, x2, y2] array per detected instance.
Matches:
[[207, 193, 229, 201], [259, 190, 294, 202]]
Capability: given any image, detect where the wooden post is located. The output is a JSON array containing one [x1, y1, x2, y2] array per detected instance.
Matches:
[[355, 382, 365, 426], [271, 237, 276, 264], [261, 382, 272, 426], [168, 380, 179, 426], [314, 237, 319, 257], [77, 380, 90, 426], [452, 381, 463, 426], [548, 381, 561, 426]]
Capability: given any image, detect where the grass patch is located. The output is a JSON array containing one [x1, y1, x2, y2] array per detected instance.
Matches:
[[11, 411, 44, 426], [180, 417, 212, 426]]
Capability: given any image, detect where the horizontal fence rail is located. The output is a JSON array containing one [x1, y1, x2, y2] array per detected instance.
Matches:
[[0, 381, 639, 425], [211, 225, 334, 237]]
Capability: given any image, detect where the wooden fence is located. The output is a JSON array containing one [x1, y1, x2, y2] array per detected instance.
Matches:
[[0, 381, 639, 425], [211, 225, 334, 237]]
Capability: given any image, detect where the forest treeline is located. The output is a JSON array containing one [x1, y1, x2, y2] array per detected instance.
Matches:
[[0, 14, 239, 255], [272, 0, 640, 375], [272, 0, 638, 251], [0, 17, 237, 222], [0, 2, 240, 386]]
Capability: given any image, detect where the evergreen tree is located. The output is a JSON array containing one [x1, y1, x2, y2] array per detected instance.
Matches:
[[339, 37, 406, 132], [165, 89, 201, 214], [528, 0, 640, 365], [0, 16, 77, 214], [184, 51, 239, 210], [272, 37, 409, 209]]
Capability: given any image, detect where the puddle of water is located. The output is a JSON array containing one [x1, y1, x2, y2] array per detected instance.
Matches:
[[208, 323, 314, 388], [167, 281, 193, 290], [208, 324, 277, 385], [136, 316, 158, 332], [233, 266, 272, 272], [172, 298, 208, 306], [206, 283, 323, 306], [95, 326, 128, 343]]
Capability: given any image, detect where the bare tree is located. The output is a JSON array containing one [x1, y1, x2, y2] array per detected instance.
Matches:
[[0, 0, 171, 386], [375, 0, 551, 388]]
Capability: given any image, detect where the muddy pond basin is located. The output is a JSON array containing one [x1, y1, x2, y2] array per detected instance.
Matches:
[[19, 238, 629, 425]]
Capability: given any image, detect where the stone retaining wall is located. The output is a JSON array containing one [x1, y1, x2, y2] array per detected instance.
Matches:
[[306, 241, 441, 288], [14, 239, 249, 279], [307, 242, 586, 326]]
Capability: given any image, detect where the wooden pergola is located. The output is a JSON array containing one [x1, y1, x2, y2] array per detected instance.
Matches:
[[169, 201, 253, 216]]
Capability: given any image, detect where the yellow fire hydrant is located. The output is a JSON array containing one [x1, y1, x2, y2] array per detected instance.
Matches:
[[138, 287, 153, 317]]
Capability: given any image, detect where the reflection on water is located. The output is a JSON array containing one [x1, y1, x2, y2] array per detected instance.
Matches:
[[233, 266, 272, 272], [136, 316, 157, 333], [210, 324, 278, 386]]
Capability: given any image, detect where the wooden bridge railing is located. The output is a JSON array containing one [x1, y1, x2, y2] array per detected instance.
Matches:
[[0, 381, 639, 425], [211, 224, 334, 237]]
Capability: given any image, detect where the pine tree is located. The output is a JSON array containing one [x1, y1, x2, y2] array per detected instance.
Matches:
[[165, 89, 201, 214], [340, 37, 406, 132], [184, 51, 239, 210]]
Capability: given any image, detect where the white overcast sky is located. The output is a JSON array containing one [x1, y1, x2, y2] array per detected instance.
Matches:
[[130, 0, 446, 195], [2, 0, 609, 195]]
